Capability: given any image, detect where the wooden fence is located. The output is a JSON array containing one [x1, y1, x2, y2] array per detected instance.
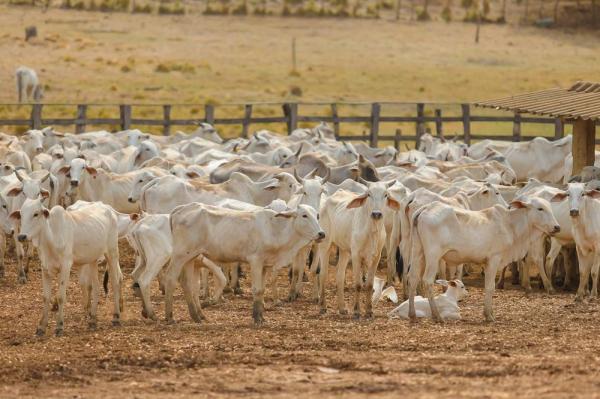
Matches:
[[0, 102, 580, 147]]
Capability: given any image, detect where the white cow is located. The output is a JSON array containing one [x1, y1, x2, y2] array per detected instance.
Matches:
[[315, 181, 400, 317], [165, 203, 324, 325], [16, 66, 42, 103], [408, 196, 560, 322], [389, 279, 467, 320], [12, 199, 123, 336]]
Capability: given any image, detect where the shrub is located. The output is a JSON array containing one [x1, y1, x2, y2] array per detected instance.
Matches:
[[231, 2, 247, 14], [133, 3, 152, 13], [290, 86, 303, 96], [155, 63, 171, 73], [417, 8, 430, 20], [441, 6, 452, 21]]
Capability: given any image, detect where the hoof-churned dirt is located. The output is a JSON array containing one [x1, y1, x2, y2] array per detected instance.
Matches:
[[1, 243, 599, 398]]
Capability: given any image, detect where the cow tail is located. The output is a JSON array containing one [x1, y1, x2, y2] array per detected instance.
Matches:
[[103, 270, 109, 295]]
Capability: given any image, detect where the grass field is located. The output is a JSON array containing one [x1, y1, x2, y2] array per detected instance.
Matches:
[[0, 6, 599, 137]]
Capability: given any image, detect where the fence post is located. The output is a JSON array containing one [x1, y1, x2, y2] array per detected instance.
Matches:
[[415, 103, 425, 149], [31, 103, 42, 129], [242, 104, 253, 138], [75, 104, 87, 134], [163, 105, 171, 136], [283, 103, 298, 134], [370, 102, 380, 147], [205, 104, 215, 125], [461, 103, 471, 145], [554, 117, 564, 140], [330, 103, 340, 139], [434, 108, 443, 138], [120, 104, 132, 130], [394, 128, 402, 151], [512, 112, 522, 142]]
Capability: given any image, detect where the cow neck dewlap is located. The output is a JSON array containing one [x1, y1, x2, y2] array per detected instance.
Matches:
[[507, 208, 536, 263]]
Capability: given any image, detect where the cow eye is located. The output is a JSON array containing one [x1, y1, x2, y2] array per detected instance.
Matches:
[[2, 205, 6, 209], [302, 215, 307, 218], [537, 208, 543, 211], [139, 179, 143, 183], [33, 213, 38, 217]]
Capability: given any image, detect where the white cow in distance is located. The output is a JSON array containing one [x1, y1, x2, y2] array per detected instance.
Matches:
[[389, 279, 467, 320], [16, 66, 43, 103]]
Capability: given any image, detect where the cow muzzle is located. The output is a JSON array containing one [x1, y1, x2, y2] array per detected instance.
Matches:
[[315, 231, 326, 242], [551, 225, 561, 235], [70, 180, 79, 187], [17, 234, 27, 242], [371, 211, 383, 220], [570, 209, 579, 217], [35, 147, 43, 154], [128, 197, 135, 203]]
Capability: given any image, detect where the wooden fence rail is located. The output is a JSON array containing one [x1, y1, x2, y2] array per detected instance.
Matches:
[[0, 102, 589, 147]]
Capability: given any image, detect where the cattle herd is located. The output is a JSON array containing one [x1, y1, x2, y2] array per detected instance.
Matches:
[[0, 121, 596, 337]]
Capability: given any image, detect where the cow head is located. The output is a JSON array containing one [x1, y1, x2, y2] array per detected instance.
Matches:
[[0, 162, 15, 177], [7, 169, 51, 202], [0, 194, 14, 235], [466, 182, 508, 210], [128, 171, 160, 203], [551, 182, 600, 217], [510, 196, 560, 235], [293, 168, 328, 214], [21, 129, 44, 155], [275, 204, 324, 242], [125, 130, 151, 147], [58, 157, 97, 190], [264, 173, 300, 202], [11, 197, 49, 243], [435, 279, 468, 301], [347, 180, 400, 220]]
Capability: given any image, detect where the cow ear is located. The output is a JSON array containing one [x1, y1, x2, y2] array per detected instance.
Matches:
[[42, 208, 49, 218], [7, 187, 22, 197], [347, 194, 367, 209], [551, 192, 568, 202], [40, 189, 50, 199], [85, 166, 97, 177], [264, 183, 280, 191], [275, 211, 296, 218], [9, 211, 20, 221], [186, 171, 201, 179], [585, 190, 600, 199], [58, 165, 70, 175], [130, 213, 140, 221], [509, 200, 528, 209], [448, 280, 457, 287], [387, 197, 400, 210], [434, 279, 449, 287]]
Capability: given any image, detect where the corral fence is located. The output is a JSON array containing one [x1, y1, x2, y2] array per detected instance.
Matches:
[[0, 101, 588, 148]]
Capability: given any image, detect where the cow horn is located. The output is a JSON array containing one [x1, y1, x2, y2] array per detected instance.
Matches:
[[14, 169, 25, 182], [358, 177, 369, 186], [293, 168, 303, 184], [307, 167, 319, 179], [321, 167, 330, 184], [403, 143, 410, 151], [294, 143, 303, 157], [40, 171, 50, 183]]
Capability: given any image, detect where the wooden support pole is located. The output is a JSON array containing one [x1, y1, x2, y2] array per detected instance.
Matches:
[[415, 103, 425, 149], [434, 108, 443, 138], [163, 105, 171, 136], [512, 112, 522, 142], [75, 104, 87, 134], [554, 117, 564, 139], [394, 128, 402, 150], [370, 102, 381, 148], [291, 37, 297, 73], [572, 119, 596, 176], [242, 104, 253, 138], [120, 104, 132, 130], [205, 104, 215, 125], [283, 103, 298, 134], [461, 103, 471, 145], [331, 103, 340, 139], [31, 103, 42, 130]]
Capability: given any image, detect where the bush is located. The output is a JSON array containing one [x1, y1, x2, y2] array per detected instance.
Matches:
[[416, 8, 430, 20], [133, 3, 152, 13], [231, 2, 247, 14], [441, 6, 452, 21], [158, 1, 185, 14], [290, 86, 303, 96], [120, 65, 132, 72], [155, 63, 171, 73]]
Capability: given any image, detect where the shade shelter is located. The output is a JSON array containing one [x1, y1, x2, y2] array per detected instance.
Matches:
[[475, 81, 600, 176]]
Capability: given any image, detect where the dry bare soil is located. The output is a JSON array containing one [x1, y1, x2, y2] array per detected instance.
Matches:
[[1, 242, 600, 398]]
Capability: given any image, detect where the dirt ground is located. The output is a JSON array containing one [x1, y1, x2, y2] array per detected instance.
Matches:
[[0, 242, 600, 398]]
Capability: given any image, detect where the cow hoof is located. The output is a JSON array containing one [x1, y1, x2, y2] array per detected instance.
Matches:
[[364, 311, 373, 319], [409, 316, 418, 324], [0, 269, 4, 279], [287, 293, 298, 302], [338, 308, 348, 315], [18, 275, 27, 284], [141, 309, 148, 319], [51, 303, 59, 312], [234, 287, 243, 295], [352, 313, 360, 320], [253, 318, 264, 327], [112, 319, 121, 327], [319, 307, 327, 315], [55, 329, 63, 337], [575, 295, 584, 303], [35, 328, 45, 337], [88, 322, 97, 331], [166, 318, 176, 325], [271, 299, 282, 308]]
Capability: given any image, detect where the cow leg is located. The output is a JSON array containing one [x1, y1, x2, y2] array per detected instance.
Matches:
[[199, 268, 209, 299], [105, 247, 123, 326], [425, 259, 443, 323], [249, 259, 265, 326], [484, 260, 500, 322], [0, 232, 5, 278], [165, 251, 194, 324], [24, 242, 33, 274], [575, 248, 593, 302], [438, 259, 447, 281], [200, 256, 226, 305], [311, 243, 325, 303], [364, 258, 377, 319], [386, 224, 400, 285], [289, 248, 308, 302], [231, 264, 242, 295], [563, 247, 575, 290], [55, 262, 72, 337], [335, 250, 350, 315], [590, 254, 600, 298], [180, 261, 204, 323], [510, 262, 520, 285], [316, 242, 331, 313], [351, 253, 362, 319], [89, 263, 100, 330], [545, 239, 562, 293], [496, 265, 507, 289], [36, 268, 52, 336], [269, 266, 281, 306], [456, 264, 465, 281], [79, 264, 92, 316], [136, 253, 170, 321], [14, 238, 27, 284]]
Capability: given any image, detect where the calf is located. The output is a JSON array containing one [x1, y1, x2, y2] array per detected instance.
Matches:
[[166, 203, 324, 325], [11, 199, 123, 336], [389, 279, 467, 320]]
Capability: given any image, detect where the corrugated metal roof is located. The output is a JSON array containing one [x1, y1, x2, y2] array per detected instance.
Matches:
[[474, 81, 600, 121]]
